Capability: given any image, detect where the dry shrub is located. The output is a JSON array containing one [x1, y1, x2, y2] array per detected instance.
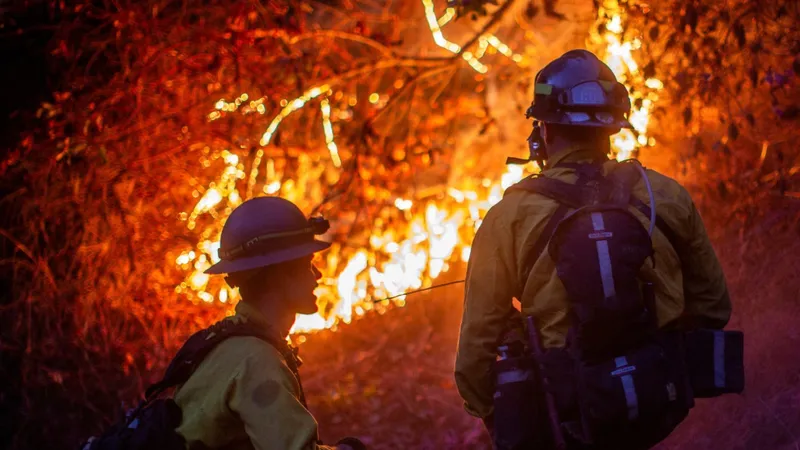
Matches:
[[620, 0, 800, 216]]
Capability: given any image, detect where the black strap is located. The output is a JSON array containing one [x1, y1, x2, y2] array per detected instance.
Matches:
[[520, 203, 569, 297], [509, 176, 587, 208], [509, 162, 687, 298], [145, 318, 308, 407], [555, 156, 609, 170], [512, 165, 602, 296], [512, 164, 684, 262], [506, 160, 627, 208]]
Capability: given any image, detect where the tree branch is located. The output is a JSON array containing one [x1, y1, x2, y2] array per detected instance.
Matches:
[[456, 0, 518, 58]]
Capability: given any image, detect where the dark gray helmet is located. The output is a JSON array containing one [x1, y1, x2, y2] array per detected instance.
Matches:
[[205, 196, 331, 275], [525, 49, 633, 129]]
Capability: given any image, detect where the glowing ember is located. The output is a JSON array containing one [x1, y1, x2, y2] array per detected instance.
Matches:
[[175, 0, 661, 335]]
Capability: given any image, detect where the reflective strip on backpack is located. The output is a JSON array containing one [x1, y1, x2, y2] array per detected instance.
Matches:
[[590, 212, 616, 299], [615, 356, 640, 421], [714, 330, 726, 388], [497, 369, 534, 385]]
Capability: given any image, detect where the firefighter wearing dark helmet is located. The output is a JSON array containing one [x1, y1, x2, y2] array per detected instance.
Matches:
[[174, 197, 367, 450], [455, 50, 732, 448]]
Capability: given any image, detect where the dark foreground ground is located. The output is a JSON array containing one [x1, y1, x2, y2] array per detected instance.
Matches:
[[299, 218, 800, 450]]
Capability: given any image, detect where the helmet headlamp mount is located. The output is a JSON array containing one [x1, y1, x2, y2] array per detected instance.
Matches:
[[218, 216, 330, 261]]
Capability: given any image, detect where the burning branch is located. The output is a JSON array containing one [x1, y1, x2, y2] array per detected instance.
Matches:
[[173, 0, 539, 333]]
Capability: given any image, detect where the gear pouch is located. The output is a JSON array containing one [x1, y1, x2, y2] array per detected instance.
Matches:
[[684, 329, 744, 398], [575, 334, 692, 449]]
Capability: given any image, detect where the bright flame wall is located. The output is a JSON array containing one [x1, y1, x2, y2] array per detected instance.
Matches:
[[175, 0, 663, 335]]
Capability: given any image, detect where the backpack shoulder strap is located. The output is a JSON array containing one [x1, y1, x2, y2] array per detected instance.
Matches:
[[516, 162, 686, 298], [512, 167, 601, 296], [608, 162, 686, 255], [604, 161, 641, 206], [506, 175, 589, 209], [145, 318, 308, 406]]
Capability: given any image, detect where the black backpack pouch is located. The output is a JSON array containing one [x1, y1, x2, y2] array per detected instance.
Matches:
[[493, 353, 553, 450], [574, 332, 693, 449], [84, 399, 185, 450], [684, 329, 744, 397], [547, 206, 693, 448], [549, 206, 657, 361]]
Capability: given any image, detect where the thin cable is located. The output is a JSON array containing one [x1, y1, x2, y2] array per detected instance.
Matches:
[[371, 279, 465, 303]]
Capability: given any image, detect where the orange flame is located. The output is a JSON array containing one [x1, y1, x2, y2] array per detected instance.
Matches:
[[422, 0, 523, 73], [175, 1, 661, 334], [591, 0, 662, 160]]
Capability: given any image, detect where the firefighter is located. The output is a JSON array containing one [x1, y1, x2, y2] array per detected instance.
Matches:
[[454, 49, 732, 446], [175, 196, 366, 450]]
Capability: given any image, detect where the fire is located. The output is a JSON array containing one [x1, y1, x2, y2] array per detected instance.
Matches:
[[591, 0, 662, 160], [422, 0, 523, 73], [174, 1, 661, 335]]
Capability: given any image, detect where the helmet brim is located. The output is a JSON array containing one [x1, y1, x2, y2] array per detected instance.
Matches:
[[528, 106, 633, 130], [204, 239, 332, 274], [570, 118, 633, 129]]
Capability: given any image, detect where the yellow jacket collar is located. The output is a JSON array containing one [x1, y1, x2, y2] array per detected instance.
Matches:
[[234, 301, 276, 336], [546, 144, 607, 168]]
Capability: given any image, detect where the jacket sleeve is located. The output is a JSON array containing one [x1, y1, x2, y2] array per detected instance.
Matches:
[[679, 190, 732, 329], [227, 344, 338, 450], [455, 204, 517, 419]]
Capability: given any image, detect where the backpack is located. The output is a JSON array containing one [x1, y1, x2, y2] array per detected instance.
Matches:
[[80, 317, 304, 450], [507, 161, 694, 449]]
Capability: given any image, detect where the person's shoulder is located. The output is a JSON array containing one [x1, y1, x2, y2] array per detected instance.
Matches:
[[471, 179, 559, 245], [210, 334, 288, 373], [623, 163, 693, 204], [649, 167, 693, 198], [499, 175, 562, 208], [483, 187, 530, 229], [639, 165, 676, 184], [175, 334, 289, 402]]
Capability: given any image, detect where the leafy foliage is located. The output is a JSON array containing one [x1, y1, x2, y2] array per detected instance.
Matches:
[[617, 0, 800, 221]]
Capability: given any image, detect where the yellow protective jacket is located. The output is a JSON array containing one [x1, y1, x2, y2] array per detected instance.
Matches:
[[175, 301, 336, 450], [454, 146, 732, 419]]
